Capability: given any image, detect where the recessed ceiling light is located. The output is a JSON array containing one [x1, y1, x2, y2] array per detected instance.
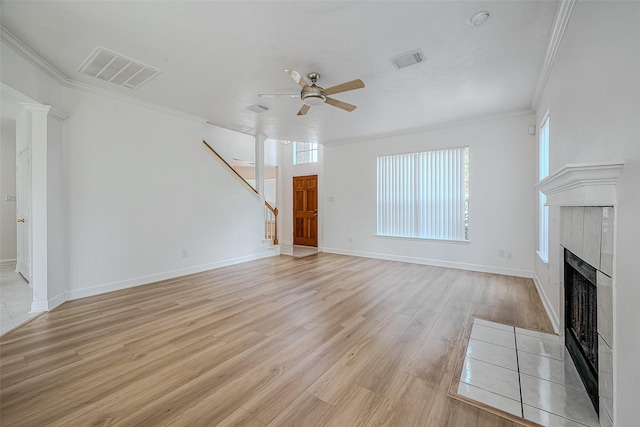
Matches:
[[468, 11, 490, 26]]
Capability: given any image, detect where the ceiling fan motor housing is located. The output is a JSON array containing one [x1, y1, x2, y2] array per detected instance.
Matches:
[[301, 85, 326, 106]]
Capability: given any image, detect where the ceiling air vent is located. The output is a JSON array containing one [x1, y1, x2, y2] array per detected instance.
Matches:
[[78, 46, 161, 90], [391, 49, 425, 70], [247, 104, 269, 113]]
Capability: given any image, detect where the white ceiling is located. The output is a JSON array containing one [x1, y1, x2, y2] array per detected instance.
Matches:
[[0, 1, 559, 143]]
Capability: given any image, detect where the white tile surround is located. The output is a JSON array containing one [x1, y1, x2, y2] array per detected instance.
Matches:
[[535, 161, 622, 427], [457, 318, 600, 427]]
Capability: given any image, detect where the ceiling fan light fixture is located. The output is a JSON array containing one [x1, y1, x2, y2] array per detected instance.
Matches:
[[302, 94, 326, 106]]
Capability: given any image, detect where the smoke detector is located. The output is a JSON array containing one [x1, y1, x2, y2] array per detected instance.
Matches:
[[468, 11, 490, 26]]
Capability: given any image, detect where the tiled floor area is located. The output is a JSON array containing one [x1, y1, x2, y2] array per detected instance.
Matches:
[[281, 245, 318, 258], [1, 263, 37, 335], [456, 318, 600, 427]]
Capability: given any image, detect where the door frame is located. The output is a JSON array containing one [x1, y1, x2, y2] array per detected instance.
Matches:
[[15, 145, 31, 282], [292, 174, 318, 247]]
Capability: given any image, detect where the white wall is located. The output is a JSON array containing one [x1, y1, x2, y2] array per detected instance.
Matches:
[[47, 116, 67, 303], [1, 125, 17, 261], [533, 2, 640, 425], [323, 112, 537, 277], [204, 123, 255, 165], [62, 88, 270, 298], [1, 36, 275, 305]]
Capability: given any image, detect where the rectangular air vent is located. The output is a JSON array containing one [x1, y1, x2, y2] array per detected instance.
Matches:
[[391, 49, 425, 69], [247, 104, 269, 113], [78, 46, 161, 90]]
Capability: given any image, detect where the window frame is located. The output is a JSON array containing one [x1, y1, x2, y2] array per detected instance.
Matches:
[[537, 111, 550, 263], [293, 141, 318, 165]]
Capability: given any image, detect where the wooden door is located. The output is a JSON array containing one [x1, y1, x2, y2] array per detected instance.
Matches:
[[293, 175, 318, 247], [16, 147, 31, 282]]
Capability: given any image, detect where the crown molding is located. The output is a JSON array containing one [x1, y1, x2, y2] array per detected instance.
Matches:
[[531, 0, 576, 109], [1, 25, 68, 85], [1, 25, 208, 124], [534, 161, 624, 207], [325, 108, 535, 146]]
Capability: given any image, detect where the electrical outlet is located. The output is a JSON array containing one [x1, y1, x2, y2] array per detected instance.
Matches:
[[327, 196, 335, 202], [348, 237, 352, 243], [506, 251, 512, 260], [181, 250, 188, 258], [499, 249, 505, 257], [4, 195, 16, 202]]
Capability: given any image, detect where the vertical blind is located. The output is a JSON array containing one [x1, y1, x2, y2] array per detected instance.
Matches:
[[377, 146, 468, 241]]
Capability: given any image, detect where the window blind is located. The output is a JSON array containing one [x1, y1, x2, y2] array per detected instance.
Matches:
[[377, 146, 468, 241]]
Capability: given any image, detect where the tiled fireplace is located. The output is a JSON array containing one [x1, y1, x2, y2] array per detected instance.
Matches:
[[536, 161, 623, 427], [560, 205, 614, 425]]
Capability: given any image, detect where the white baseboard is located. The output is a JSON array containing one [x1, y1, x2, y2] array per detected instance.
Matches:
[[1, 258, 17, 266], [62, 250, 278, 303], [30, 300, 48, 313], [532, 271, 560, 333], [29, 251, 279, 311], [322, 247, 534, 278], [30, 291, 65, 313]]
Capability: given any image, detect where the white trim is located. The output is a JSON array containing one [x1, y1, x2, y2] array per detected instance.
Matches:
[[531, 0, 576, 109], [1, 25, 208, 125], [30, 300, 49, 313], [532, 271, 560, 334], [0, 259, 17, 266], [48, 106, 69, 121], [536, 250, 548, 265], [64, 251, 277, 302], [322, 247, 533, 278], [0, 25, 68, 85], [535, 161, 624, 206], [374, 234, 470, 244], [325, 109, 534, 146]]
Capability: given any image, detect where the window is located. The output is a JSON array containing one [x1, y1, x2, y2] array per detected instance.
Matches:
[[293, 141, 318, 165], [377, 146, 469, 241], [538, 114, 550, 261]]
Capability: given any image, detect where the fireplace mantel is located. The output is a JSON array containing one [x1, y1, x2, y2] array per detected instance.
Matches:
[[535, 161, 624, 207]]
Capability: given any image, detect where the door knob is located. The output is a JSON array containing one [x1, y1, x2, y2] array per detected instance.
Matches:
[[17, 218, 25, 223]]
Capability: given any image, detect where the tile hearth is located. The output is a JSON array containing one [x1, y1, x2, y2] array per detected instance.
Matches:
[[454, 318, 600, 427]]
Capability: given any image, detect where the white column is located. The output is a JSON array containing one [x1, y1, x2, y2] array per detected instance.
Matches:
[[255, 134, 266, 202], [22, 103, 51, 312]]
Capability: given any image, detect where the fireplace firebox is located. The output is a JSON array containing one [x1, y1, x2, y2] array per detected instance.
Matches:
[[564, 249, 599, 414]]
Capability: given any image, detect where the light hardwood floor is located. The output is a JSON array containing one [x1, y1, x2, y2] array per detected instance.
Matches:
[[0, 253, 553, 426]]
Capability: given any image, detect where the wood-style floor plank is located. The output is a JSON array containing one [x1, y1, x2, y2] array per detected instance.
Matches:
[[0, 253, 553, 426]]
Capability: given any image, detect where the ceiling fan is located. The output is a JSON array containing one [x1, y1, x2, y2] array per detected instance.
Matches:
[[260, 70, 365, 116]]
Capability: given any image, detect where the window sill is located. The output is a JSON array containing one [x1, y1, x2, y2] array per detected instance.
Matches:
[[536, 251, 549, 264], [374, 234, 471, 244]]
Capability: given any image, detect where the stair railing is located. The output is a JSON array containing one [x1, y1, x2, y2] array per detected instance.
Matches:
[[203, 140, 278, 246], [264, 201, 278, 245]]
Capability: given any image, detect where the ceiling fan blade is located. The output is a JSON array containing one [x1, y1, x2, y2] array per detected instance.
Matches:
[[325, 97, 357, 112], [323, 79, 365, 96], [297, 104, 311, 116], [258, 93, 298, 98], [286, 69, 309, 88]]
